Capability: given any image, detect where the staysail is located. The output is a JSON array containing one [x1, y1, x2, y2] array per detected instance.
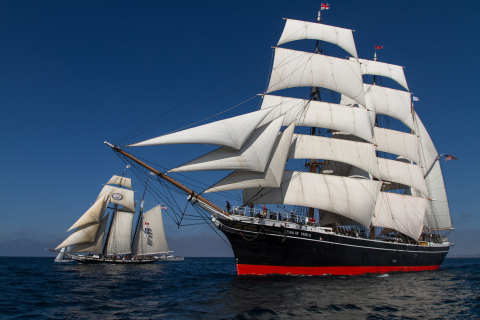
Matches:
[[55, 223, 99, 250], [126, 108, 272, 150], [168, 116, 284, 173], [204, 122, 295, 193], [67, 195, 108, 231], [69, 213, 110, 254]]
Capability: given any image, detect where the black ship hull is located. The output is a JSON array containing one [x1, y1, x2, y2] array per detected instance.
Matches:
[[216, 218, 449, 276]]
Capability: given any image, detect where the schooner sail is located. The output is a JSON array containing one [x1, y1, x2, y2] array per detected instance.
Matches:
[[53, 174, 173, 264], [103, 7, 453, 275]]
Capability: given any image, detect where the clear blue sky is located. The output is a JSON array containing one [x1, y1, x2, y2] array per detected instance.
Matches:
[[1, 1, 478, 257]]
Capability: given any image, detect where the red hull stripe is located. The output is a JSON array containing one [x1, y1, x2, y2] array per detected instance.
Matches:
[[236, 264, 440, 276]]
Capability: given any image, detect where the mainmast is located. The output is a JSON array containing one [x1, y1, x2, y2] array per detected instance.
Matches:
[[101, 169, 126, 255], [306, 7, 324, 220], [132, 173, 150, 249], [104, 142, 229, 217]]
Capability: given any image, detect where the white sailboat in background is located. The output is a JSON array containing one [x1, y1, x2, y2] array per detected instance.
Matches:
[[51, 174, 181, 264]]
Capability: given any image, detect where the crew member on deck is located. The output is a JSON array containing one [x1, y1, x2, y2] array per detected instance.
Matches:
[[226, 201, 231, 213]]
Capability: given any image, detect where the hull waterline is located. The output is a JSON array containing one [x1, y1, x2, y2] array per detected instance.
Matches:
[[215, 217, 449, 276]]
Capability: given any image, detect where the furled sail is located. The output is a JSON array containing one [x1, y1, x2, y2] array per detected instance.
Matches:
[[69, 213, 110, 254], [351, 58, 409, 91], [377, 158, 428, 196], [126, 108, 272, 150], [168, 116, 284, 173], [132, 205, 169, 255], [425, 161, 452, 229], [258, 95, 374, 142], [55, 223, 100, 250], [266, 48, 365, 106], [364, 84, 415, 131], [67, 195, 108, 231], [106, 175, 133, 190], [204, 122, 295, 193], [105, 210, 134, 255], [97, 185, 136, 212], [374, 127, 419, 163], [277, 19, 358, 58], [243, 171, 383, 228], [288, 134, 380, 178], [415, 113, 438, 174], [372, 192, 427, 240]]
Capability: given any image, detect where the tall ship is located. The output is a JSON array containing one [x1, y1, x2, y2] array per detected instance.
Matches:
[[53, 174, 172, 264], [103, 8, 453, 275]]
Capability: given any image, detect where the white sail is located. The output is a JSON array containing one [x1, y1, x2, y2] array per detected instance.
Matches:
[[132, 205, 169, 255], [377, 158, 429, 196], [372, 192, 427, 240], [169, 116, 284, 173], [243, 171, 383, 228], [339, 94, 376, 127], [106, 175, 133, 190], [415, 113, 439, 174], [67, 195, 108, 231], [288, 134, 380, 178], [364, 84, 415, 131], [278, 19, 358, 58], [97, 185, 136, 212], [258, 95, 374, 142], [374, 127, 419, 163], [266, 48, 365, 107], [352, 58, 409, 91], [204, 122, 295, 193], [55, 223, 99, 250], [425, 161, 452, 229], [55, 247, 67, 261], [69, 213, 110, 254], [126, 108, 272, 150], [105, 210, 134, 255]]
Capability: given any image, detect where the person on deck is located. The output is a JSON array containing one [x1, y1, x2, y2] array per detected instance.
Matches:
[[226, 201, 231, 213], [290, 211, 295, 222], [262, 205, 267, 218], [249, 202, 254, 216]]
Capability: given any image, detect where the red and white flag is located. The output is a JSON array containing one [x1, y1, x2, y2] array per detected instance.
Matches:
[[321, 3, 330, 10], [375, 46, 383, 49], [161, 206, 168, 210], [444, 154, 458, 161]]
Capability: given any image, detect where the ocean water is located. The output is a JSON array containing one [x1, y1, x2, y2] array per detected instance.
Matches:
[[0, 257, 479, 319]]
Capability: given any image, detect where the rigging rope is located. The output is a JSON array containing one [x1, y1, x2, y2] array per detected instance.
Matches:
[[115, 49, 271, 146]]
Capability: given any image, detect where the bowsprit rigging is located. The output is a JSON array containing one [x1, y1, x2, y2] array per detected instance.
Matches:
[[99, 6, 454, 275]]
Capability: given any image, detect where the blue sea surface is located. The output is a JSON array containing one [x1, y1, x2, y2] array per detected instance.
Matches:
[[0, 257, 478, 319]]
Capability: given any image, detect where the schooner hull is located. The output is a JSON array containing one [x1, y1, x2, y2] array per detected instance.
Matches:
[[72, 256, 158, 264], [217, 218, 449, 276]]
